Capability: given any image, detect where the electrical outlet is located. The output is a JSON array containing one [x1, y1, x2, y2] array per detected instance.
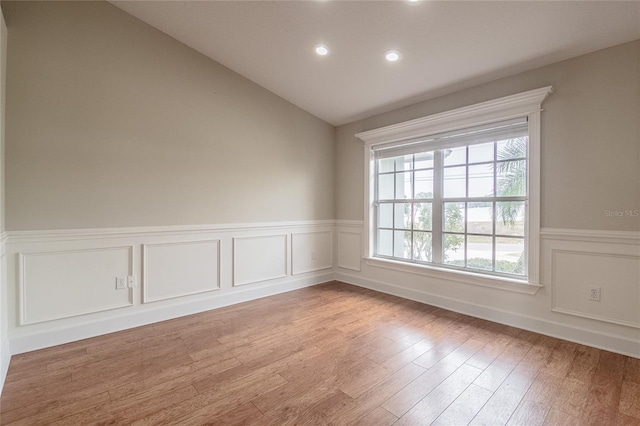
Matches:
[[589, 287, 601, 302], [311, 251, 317, 260], [127, 275, 136, 288], [115, 277, 126, 290]]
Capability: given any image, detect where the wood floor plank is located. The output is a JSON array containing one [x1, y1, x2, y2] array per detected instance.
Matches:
[[583, 373, 624, 426], [382, 338, 484, 417], [326, 362, 426, 425], [617, 413, 640, 426], [472, 331, 539, 392], [133, 373, 288, 425], [466, 333, 514, 371], [506, 372, 564, 426], [1, 281, 636, 425], [620, 380, 640, 420], [47, 385, 199, 426], [469, 335, 557, 426], [353, 407, 398, 426], [1, 390, 111, 425], [550, 376, 590, 419], [395, 363, 483, 425], [543, 407, 584, 426], [108, 356, 242, 402], [566, 344, 601, 382], [431, 383, 493, 426], [625, 356, 640, 384], [175, 401, 264, 425]]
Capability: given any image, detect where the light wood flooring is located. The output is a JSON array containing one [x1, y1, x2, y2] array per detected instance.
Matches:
[[1, 281, 639, 425]]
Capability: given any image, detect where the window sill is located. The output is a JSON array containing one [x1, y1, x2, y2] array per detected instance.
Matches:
[[364, 257, 543, 295]]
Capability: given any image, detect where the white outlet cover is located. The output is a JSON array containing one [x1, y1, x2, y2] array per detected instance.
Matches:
[[116, 277, 126, 290]]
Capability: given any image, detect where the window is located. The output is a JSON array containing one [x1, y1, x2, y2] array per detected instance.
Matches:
[[374, 119, 528, 278], [357, 87, 553, 290]]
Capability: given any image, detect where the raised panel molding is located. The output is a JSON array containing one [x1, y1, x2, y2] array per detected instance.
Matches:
[[19, 246, 134, 325], [233, 234, 288, 286], [291, 231, 333, 275], [550, 248, 640, 328], [142, 240, 220, 303], [337, 230, 362, 272]]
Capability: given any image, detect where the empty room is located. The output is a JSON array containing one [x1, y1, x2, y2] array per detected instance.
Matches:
[[0, 0, 638, 424]]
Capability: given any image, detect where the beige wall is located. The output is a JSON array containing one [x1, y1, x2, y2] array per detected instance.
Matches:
[[3, 1, 334, 231], [336, 40, 640, 232], [3, 1, 638, 233]]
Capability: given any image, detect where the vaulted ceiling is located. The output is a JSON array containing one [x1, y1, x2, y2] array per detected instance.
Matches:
[[111, 1, 640, 126]]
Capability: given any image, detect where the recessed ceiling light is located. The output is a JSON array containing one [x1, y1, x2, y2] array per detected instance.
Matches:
[[385, 50, 402, 62], [315, 44, 329, 56]]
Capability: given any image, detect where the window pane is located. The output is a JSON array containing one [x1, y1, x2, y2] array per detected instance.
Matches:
[[443, 166, 466, 198], [413, 202, 432, 231], [394, 202, 411, 229], [412, 231, 432, 262], [378, 174, 394, 200], [496, 201, 525, 236], [444, 146, 466, 166], [468, 163, 494, 197], [468, 142, 494, 164], [378, 158, 395, 173], [377, 229, 393, 256], [394, 230, 411, 259], [414, 170, 433, 199], [415, 152, 434, 169], [495, 237, 525, 275], [467, 235, 493, 271], [396, 171, 412, 199], [467, 202, 493, 234], [378, 203, 393, 228], [496, 160, 526, 197], [443, 233, 465, 265], [444, 202, 465, 233], [469, 164, 493, 197], [497, 137, 527, 160], [395, 155, 413, 171]]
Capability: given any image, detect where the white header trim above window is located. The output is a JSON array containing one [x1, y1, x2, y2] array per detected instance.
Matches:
[[356, 86, 554, 146]]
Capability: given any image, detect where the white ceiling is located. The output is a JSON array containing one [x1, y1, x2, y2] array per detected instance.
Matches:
[[111, 1, 640, 126]]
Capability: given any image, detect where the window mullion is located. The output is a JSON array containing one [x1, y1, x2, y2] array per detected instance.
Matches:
[[432, 150, 443, 264]]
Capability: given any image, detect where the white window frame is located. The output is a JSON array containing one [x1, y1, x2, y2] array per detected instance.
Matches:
[[356, 87, 554, 294]]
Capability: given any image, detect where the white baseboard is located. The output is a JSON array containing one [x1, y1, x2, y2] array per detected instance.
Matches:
[[335, 271, 640, 358], [10, 272, 332, 355], [0, 338, 10, 396]]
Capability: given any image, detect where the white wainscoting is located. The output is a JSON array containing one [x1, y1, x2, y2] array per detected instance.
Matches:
[[5, 221, 334, 355], [544, 230, 640, 329], [19, 246, 134, 324], [142, 240, 221, 303], [0, 233, 9, 395], [3, 221, 639, 361], [233, 234, 288, 286], [336, 221, 363, 272], [292, 231, 333, 275]]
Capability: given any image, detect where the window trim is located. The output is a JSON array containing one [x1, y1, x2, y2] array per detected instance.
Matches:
[[356, 86, 554, 292]]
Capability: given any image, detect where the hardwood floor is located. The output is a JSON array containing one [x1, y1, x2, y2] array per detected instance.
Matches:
[[1, 281, 639, 425]]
